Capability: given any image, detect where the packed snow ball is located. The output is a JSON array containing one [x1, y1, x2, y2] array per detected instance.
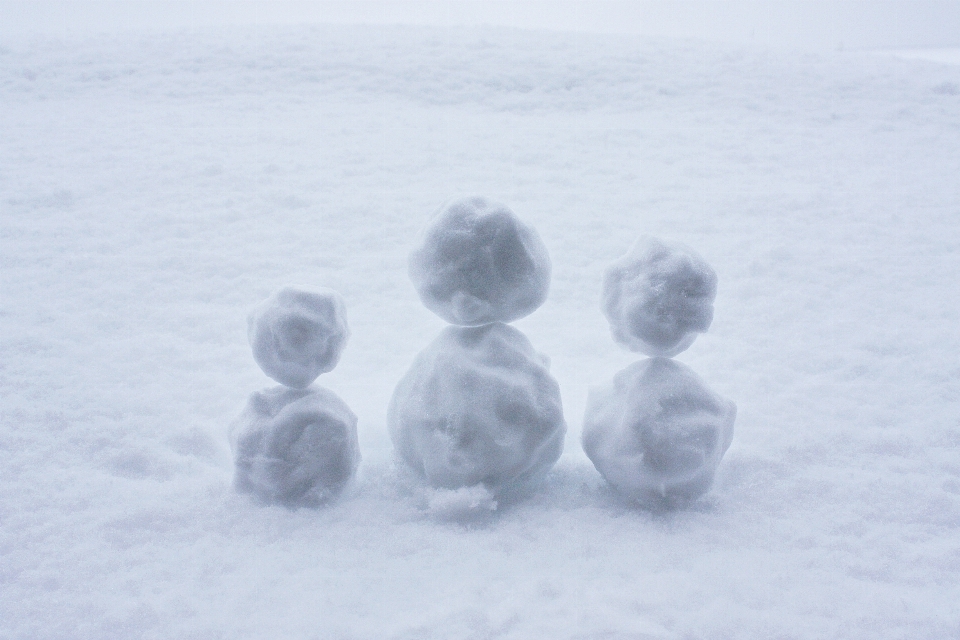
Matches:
[[248, 286, 349, 389], [389, 322, 566, 492], [582, 358, 735, 508], [408, 196, 552, 326], [230, 386, 360, 507], [601, 236, 718, 357]]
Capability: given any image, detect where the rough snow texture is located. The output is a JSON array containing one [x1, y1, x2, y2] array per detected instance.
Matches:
[[248, 286, 349, 388], [230, 385, 360, 506], [583, 358, 736, 507], [409, 196, 551, 326], [602, 236, 718, 356], [389, 322, 565, 492]]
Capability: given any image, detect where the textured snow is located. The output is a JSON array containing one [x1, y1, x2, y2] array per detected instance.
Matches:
[[2, 22, 960, 640], [602, 236, 718, 356], [248, 285, 349, 389], [389, 322, 565, 492], [583, 357, 736, 507], [230, 385, 360, 506], [408, 196, 551, 326]]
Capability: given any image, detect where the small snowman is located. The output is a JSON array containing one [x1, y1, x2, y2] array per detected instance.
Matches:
[[389, 197, 566, 497], [583, 237, 736, 507], [230, 286, 360, 507]]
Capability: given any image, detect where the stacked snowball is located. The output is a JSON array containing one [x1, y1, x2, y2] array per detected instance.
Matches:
[[583, 237, 736, 507], [408, 196, 551, 326], [389, 197, 566, 495], [229, 286, 360, 507], [601, 236, 718, 357]]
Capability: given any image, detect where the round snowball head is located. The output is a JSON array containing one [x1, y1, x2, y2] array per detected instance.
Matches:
[[582, 358, 736, 508], [248, 286, 349, 389], [229, 386, 361, 507], [389, 323, 566, 493], [601, 236, 717, 357], [409, 196, 552, 326]]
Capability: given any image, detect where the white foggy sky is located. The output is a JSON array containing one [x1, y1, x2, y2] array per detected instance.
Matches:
[[2, 0, 959, 50]]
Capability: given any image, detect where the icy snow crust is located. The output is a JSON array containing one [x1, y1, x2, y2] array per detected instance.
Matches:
[[583, 358, 735, 507], [389, 322, 565, 492], [602, 236, 717, 356], [247, 286, 349, 389], [230, 386, 360, 506], [409, 196, 551, 325], [4, 23, 960, 640]]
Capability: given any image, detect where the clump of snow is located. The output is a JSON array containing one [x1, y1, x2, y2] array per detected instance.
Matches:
[[247, 286, 349, 389], [389, 322, 565, 492], [601, 236, 717, 357], [408, 196, 551, 326], [582, 357, 736, 508], [423, 484, 499, 519], [229, 385, 360, 507]]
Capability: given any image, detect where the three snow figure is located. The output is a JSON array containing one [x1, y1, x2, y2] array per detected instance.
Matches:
[[230, 198, 736, 509]]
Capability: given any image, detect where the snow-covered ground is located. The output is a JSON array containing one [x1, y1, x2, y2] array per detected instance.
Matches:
[[884, 47, 960, 66], [2, 24, 959, 639]]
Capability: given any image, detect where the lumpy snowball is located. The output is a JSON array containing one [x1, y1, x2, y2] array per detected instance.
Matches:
[[230, 386, 360, 506], [601, 236, 717, 357], [248, 286, 349, 389], [389, 322, 565, 492], [582, 357, 735, 507], [408, 197, 551, 326]]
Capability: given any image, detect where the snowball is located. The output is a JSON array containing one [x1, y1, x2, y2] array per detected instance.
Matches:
[[582, 358, 735, 508], [408, 196, 551, 326], [601, 236, 717, 357], [389, 322, 565, 492], [248, 286, 349, 389], [230, 386, 360, 507]]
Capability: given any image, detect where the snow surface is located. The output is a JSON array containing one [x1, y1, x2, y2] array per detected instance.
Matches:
[[389, 322, 564, 494], [583, 357, 736, 508], [884, 47, 960, 67], [247, 285, 349, 389], [229, 385, 360, 507], [601, 236, 717, 357], [2, 23, 960, 640]]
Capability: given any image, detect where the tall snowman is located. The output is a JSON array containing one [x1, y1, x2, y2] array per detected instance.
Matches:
[[583, 237, 736, 508], [389, 197, 566, 496]]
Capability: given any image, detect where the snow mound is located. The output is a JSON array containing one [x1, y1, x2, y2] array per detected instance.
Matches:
[[601, 236, 717, 357], [389, 322, 565, 492], [229, 386, 360, 507], [408, 196, 551, 326], [248, 286, 349, 389], [582, 358, 735, 508]]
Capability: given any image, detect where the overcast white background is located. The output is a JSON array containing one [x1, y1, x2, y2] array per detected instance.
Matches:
[[3, 0, 960, 52]]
